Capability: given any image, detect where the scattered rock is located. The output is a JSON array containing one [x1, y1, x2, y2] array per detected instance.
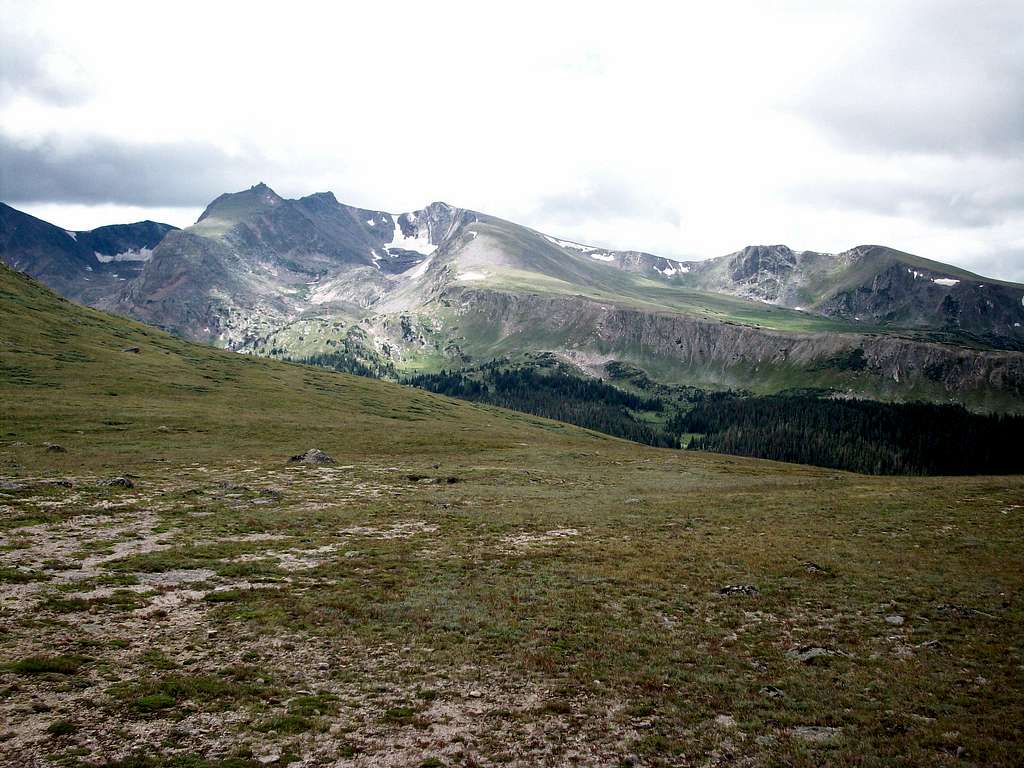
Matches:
[[720, 584, 759, 597], [255, 746, 281, 765], [288, 448, 335, 465], [936, 603, 995, 619], [97, 477, 134, 489], [787, 645, 844, 665], [715, 714, 737, 728], [885, 614, 905, 626], [44, 443, 66, 453], [122, 346, 141, 354], [790, 725, 842, 743], [624, 497, 643, 504], [802, 560, 831, 575]]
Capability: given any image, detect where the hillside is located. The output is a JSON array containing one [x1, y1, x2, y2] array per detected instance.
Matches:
[[3, 189, 1024, 412], [1, 265, 1023, 765]]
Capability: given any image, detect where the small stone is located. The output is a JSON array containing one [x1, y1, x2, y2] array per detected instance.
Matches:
[[468, 689, 482, 698], [760, 685, 784, 699], [122, 346, 141, 353], [715, 714, 737, 728], [44, 443, 66, 453], [255, 747, 281, 765], [790, 725, 842, 743], [885, 614, 905, 626], [98, 476, 134, 489], [787, 645, 841, 664], [720, 584, 759, 597]]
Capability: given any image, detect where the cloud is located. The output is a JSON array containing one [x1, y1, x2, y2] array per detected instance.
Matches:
[[792, 0, 1024, 156], [0, 26, 90, 107], [789, 171, 1024, 230], [0, 133, 265, 207], [531, 176, 682, 229]]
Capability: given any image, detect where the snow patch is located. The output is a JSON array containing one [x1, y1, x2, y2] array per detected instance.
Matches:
[[407, 256, 433, 279], [907, 268, 924, 279], [366, 219, 376, 227], [387, 214, 436, 256], [65, 230, 77, 241], [456, 270, 488, 282], [933, 278, 959, 286], [545, 234, 594, 252], [590, 252, 616, 262], [94, 247, 153, 263], [657, 263, 689, 276]]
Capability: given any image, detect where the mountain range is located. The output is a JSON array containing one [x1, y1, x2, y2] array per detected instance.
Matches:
[[3, 184, 1023, 411]]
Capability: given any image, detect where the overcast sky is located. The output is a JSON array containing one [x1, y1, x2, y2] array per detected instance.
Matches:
[[1, 0, 1022, 279]]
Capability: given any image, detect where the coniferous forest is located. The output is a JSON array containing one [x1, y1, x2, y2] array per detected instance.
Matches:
[[675, 394, 1024, 475], [404, 365, 678, 448]]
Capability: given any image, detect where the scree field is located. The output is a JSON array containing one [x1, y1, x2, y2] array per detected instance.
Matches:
[[1, 264, 1022, 766]]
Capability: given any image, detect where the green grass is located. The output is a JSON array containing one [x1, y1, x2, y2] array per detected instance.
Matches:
[[10, 655, 87, 675], [1, 263, 1022, 765]]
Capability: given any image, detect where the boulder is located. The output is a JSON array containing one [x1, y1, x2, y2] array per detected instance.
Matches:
[[288, 448, 336, 465]]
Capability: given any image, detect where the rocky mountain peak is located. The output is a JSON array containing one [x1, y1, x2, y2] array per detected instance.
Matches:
[[728, 244, 798, 283]]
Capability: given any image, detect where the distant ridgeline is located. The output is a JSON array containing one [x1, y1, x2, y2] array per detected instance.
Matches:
[[294, 352, 1022, 476]]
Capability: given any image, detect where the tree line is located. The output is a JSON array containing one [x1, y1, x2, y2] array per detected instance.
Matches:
[[404, 366, 678, 448], [674, 394, 1024, 475]]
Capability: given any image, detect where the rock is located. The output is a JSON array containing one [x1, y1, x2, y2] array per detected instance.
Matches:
[[790, 725, 842, 743], [255, 747, 281, 765], [760, 685, 785, 699], [468, 689, 482, 698], [720, 584, 759, 597], [803, 561, 831, 575], [885, 614, 905, 626], [156, 425, 171, 432], [98, 477, 134, 489], [787, 645, 842, 664], [288, 448, 335, 465], [122, 346, 140, 353], [44, 443, 66, 453], [715, 714, 737, 728], [936, 603, 995, 619]]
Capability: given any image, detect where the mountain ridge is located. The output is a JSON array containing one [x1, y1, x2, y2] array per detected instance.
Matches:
[[2, 184, 1023, 410]]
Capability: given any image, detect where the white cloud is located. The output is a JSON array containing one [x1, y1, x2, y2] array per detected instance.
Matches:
[[0, 0, 1021, 281]]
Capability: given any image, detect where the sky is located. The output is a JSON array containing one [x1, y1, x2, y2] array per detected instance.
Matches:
[[1, 0, 1022, 280]]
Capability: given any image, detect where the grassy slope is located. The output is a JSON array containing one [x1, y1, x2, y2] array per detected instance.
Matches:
[[1, 264, 1023, 766]]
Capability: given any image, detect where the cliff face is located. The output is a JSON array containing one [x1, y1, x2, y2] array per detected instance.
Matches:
[[682, 244, 1024, 340], [441, 288, 1024, 409]]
